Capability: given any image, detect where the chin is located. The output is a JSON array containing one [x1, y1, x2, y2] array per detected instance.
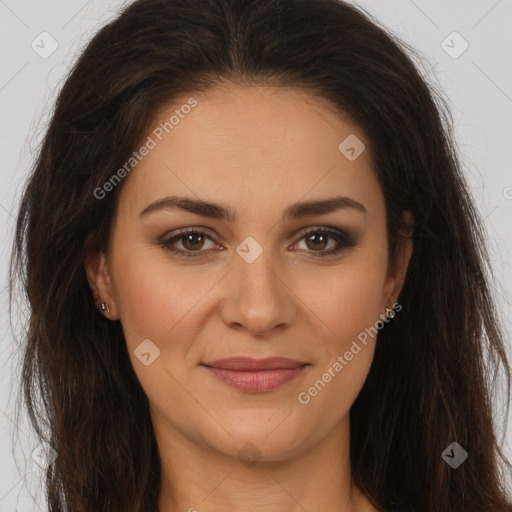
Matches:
[[202, 418, 313, 463]]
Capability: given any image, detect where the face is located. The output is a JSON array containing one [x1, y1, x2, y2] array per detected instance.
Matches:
[[86, 83, 412, 462]]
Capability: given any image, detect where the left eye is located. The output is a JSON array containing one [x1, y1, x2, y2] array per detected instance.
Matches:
[[295, 230, 341, 252], [160, 227, 355, 258]]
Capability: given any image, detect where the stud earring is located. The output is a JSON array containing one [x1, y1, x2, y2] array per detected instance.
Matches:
[[385, 304, 395, 319], [100, 302, 110, 314]]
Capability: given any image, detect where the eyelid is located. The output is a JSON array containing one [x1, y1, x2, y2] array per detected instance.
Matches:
[[160, 226, 220, 243], [294, 225, 351, 239], [160, 225, 356, 258], [290, 226, 356, 252], [163, 224, 351, 241]]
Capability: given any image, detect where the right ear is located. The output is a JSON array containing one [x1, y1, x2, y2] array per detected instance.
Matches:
[[84, 248, 119, 319]]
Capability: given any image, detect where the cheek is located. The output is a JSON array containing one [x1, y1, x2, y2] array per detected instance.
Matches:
[[110, 245, 224, 383], [333, 270, 384, 340], [294, 274, 383, 431], [110, 253, 203, 407], [112, 244, 205, 341], [298, 255, 387, 350], [292, 250, 387, 411]]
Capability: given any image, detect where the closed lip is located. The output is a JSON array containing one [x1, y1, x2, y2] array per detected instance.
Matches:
[[201, 357, 309, 371]]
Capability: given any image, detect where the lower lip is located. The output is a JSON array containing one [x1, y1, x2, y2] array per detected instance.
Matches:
[[202, 365, 309, 392]]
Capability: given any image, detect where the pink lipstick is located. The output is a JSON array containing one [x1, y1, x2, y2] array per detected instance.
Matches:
[[201, 357, 309, 392]]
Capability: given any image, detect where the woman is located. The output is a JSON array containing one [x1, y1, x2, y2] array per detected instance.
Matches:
[[10, 0, 512, 510]]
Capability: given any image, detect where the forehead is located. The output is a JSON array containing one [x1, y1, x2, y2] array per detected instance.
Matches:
[[117, 83, 382, 220]]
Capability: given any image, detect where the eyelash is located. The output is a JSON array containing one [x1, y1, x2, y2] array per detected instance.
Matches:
[[160, 226, 356, 259]]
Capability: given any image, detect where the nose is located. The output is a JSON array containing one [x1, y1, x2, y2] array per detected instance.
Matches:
[[219, 247, 296, 338]]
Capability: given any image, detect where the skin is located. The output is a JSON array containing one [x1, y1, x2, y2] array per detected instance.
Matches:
[[86, 83, 413, 512]]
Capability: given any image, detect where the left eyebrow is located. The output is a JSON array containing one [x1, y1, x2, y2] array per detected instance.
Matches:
[[138, 195, 367, 221], [283, 196, 367, 220]]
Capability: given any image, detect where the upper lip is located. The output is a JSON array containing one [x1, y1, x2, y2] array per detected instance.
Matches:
[[201, 357, 308, 371]]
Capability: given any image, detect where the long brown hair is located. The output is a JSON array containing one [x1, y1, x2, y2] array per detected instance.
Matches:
[[10, 0, 512, 510]]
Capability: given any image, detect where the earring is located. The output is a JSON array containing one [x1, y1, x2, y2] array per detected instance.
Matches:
[[385, 304, 395, 319], [100, 302, 110, 314]]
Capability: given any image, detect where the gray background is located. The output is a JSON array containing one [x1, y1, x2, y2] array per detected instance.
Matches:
[[0, 0, 511, 510]]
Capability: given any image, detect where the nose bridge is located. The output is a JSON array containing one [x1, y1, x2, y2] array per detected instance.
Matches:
[[221, 236, 295, 335], [238, 243, 277, 294], [237, 238, 281, 307]]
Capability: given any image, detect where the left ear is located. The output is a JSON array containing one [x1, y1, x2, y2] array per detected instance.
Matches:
[[382, 210, 414, 307]]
